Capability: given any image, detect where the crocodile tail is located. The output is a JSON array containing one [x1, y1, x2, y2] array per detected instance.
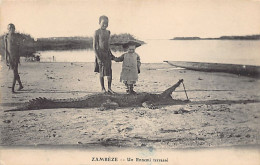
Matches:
[[4, 97, 54, 112]]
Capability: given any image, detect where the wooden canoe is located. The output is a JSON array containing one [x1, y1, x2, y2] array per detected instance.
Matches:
[[164, 61, 260, 78]]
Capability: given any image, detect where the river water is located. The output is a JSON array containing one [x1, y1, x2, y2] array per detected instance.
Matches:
[[38, 40, 260, 65]]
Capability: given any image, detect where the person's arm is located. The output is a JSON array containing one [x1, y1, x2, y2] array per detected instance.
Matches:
[[109, 49, 115, 60], [4, 34, 9, 66], [93, 30, 104, 62], [113, 54, 124, 62], [108, 31, 115, 60], [137, 54, 141, 73]]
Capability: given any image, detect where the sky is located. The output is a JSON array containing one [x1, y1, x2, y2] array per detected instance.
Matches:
[[0, 0, 260, 40]]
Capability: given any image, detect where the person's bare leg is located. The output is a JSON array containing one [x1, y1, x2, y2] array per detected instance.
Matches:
[[107, 76, 115, 94], [100, 75, 106, 93], [12, 68, 20, 93], [17, 74, 23, 91], [12, 71, 16, 93], [124, 82, 129, 93], [129, 84, 136, 94], [16, 68, 23, 91]]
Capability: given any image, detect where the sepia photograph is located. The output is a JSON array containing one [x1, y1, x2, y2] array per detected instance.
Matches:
[[0, 0, 259, 164]]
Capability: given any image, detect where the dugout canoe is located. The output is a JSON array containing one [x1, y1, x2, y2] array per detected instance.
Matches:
[[164, 61, 260, 77]]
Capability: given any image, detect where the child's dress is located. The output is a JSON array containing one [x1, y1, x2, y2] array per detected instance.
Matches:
[[115, 52, 141, 84]]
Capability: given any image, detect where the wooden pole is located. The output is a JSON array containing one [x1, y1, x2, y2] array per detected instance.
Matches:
[[182, 82, 189, 100]]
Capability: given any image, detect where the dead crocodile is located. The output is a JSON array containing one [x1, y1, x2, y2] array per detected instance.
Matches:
[[5, 79, 187, 112]]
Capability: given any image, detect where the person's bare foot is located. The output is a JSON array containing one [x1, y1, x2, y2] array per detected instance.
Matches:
[[129, 90, 136, 94], [101, 88, 107, 93], [107, 88, 116, 94], [18, 86, 24, 91]]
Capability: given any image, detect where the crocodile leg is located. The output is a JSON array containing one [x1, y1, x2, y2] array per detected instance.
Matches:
[[142, 101, 157, 109]]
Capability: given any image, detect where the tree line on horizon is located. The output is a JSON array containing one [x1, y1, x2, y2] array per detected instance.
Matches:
[[0, 33, 144, 58], [0, 33, 36, 59], [172, 34, 260, 40]]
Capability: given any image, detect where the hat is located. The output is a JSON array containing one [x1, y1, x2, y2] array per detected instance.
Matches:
[[111, 40, 142, 49], [123, 40, 142, 48]]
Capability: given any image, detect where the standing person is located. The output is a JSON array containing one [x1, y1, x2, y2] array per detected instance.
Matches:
[[93, 15, 115, 94], [4, 23, 24, 93], [113, 40, 141, 94]]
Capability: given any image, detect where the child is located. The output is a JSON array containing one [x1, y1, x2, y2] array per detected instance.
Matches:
[[93, 15, 115, 94], [4, 23, 24, 93], [114, 40, 141, 94]]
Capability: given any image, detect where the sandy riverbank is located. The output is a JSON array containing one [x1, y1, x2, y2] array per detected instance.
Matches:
[[0, 61, 259, 148]]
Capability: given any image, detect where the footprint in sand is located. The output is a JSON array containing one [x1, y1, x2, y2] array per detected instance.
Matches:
[[174, 108, 190, 114], [3, 120, 12, 124]]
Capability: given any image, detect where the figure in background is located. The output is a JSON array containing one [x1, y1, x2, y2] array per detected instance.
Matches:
[[93, 15, 115, 94], [4, 23, 24, 93]]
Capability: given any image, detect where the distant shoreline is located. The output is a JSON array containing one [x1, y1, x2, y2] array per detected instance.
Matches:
[[171, 34, 260, 40], [0, 33, 144, 58]]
